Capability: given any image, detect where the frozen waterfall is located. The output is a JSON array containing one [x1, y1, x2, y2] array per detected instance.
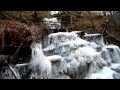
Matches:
[[12, 31, 120, 79]]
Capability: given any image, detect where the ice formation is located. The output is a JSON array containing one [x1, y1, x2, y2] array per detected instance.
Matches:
[[1, 30, 120, 79], [29, 43, 52, 79], [46, 32, 108, 79], [29, 31, 120, 79]]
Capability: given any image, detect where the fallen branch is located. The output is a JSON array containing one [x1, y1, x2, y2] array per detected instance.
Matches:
[[15, 63, 28, 67], [8, 65, 21, 79]]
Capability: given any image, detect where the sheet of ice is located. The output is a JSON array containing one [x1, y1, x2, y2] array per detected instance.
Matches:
[[85, 67, 116, 79]]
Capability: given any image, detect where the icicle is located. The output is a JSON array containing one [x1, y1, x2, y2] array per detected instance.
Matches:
[[29, 43, 52, 79]]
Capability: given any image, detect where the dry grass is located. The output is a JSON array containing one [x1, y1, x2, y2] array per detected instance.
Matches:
[[0, 20, 49, 53]]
